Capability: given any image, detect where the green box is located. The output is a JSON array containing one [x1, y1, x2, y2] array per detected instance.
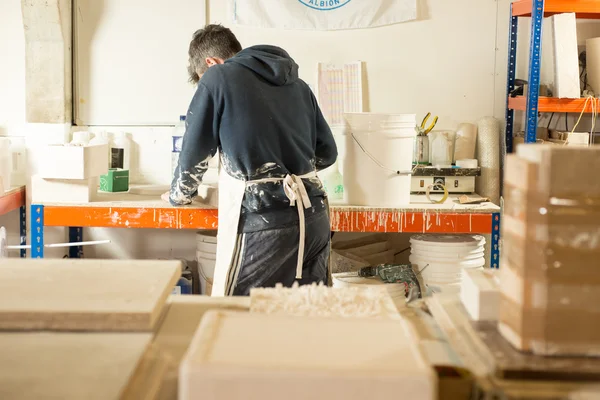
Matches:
[[100, 169, 129, 192]]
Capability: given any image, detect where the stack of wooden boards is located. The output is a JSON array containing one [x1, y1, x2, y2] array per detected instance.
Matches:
[[426, 144, 600, 398], [178, 284, 437, 400], [0, 259, 181, 399], [32, 144, 107, 203], [501, 144, 600, 356]]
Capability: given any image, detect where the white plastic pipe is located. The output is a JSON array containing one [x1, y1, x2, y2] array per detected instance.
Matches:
[[6, 240, 111, 250]]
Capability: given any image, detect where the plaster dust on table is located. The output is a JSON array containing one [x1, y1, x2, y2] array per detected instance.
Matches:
[[250, 282, 400, 319]]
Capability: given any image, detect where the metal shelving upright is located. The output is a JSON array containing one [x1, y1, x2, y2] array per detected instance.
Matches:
[[505, 0, 600, 153]]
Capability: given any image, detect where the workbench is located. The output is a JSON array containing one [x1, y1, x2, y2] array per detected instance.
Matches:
[[30, 186, 501, 265], [0, 186, 27, 258]]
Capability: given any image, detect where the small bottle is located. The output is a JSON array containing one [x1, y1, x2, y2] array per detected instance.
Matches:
[[323, 161, 344, 202], [88, 131, 109, 146], [111, 132, 131, 170]]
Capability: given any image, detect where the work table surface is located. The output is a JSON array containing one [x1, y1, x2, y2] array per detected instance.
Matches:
[[34, 185, 500, 233], [37, 185, 500, 212]]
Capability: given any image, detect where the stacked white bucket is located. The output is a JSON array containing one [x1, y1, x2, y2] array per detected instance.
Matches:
[[196, 231, 217, 295], [341, 113, 416, 207], [409, 235, 486, 289]]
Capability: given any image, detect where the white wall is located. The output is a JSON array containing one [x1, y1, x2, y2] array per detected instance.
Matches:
[[0, 0, 552, 260]]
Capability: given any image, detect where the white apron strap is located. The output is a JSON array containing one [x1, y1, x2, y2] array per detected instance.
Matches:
[[283, 174, 313, 280]]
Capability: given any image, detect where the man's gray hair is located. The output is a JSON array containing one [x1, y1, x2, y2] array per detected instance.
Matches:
[[188, 24, 242, 83]]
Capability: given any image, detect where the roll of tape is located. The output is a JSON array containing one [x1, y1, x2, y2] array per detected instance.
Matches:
[[456, 159, 478, 168], [426, 183, 449, 204]]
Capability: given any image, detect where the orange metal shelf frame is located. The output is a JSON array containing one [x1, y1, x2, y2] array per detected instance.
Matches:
[[43, 206, 219, 230], [508, 96, 598, 113], [0, 187, 26, 216], [512, 0, 600, 19], [43, 205, 496, 234], [330, 209, 494, 234]]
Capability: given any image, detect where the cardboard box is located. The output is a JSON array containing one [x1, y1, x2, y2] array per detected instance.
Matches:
[[32, 175, 98, 203], [100, 169, 129, 192], [38, 144, 108, 179], [499, 146, 600, 356]]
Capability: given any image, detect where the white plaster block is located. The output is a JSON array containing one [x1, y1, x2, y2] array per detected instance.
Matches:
[[552, 13, 581, 98], [38, 144, 108, 179], [180, 311, 436, 400], [32, 175, 98, 203], [460, 268, 500, 321]]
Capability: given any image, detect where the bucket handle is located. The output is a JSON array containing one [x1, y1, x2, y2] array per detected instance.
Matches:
[[351, 133, 414, 176]]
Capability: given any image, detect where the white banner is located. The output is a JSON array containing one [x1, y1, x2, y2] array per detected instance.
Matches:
[[232, 0, 417, 31]]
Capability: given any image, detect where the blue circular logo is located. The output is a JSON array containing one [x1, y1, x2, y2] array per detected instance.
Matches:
[[298, 0, 352, 11]]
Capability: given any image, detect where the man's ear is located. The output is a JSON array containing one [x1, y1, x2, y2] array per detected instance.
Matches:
[[205, 57, 225, 67]]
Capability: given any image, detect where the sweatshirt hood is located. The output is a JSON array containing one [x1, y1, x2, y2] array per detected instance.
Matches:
[[226, 45, 299, 86]]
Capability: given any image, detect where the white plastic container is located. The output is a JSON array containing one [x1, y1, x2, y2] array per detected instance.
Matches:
[[89, 132, 111, 168], [429, 131, 455, 167], [0, 138, 12, 192], [320, 161, 344, 203], [71, 131, 91, 146], [342, 113, 416, 207], [409, 234, 486, 287], [111, 132, 131, 170]]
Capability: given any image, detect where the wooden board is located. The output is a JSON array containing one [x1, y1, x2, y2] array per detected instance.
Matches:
[[0, 332, 152, 400], [0, 259, 181, 332], [427, 294, 600, 382], [180, 311, 436, 400], [152, 296, 250, 400]]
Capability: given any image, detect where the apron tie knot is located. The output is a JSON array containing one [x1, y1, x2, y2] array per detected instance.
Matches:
[[283, 175, 312, 280]]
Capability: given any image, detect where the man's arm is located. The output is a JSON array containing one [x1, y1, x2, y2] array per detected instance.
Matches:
[[169, 83, 220, 205], [312, 93, 338, 171]]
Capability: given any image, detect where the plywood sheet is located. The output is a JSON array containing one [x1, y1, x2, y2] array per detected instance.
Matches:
[[427, 294, 600, 382], [180, 311, 436, 400], [0, 259, 181, 332], [0, 332, 152, 400]]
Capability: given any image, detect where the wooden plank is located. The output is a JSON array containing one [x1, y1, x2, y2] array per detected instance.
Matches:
[[0, 332, 152, 400], [0, 259, 181, 332], [427, 294, 600, 382], [0, 186, 25, 216]]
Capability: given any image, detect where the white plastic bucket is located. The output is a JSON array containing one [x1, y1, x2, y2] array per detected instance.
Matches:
[[197, 256, 216, 295], [196, 230, 217, 244], [197, 241, 217, 253], [342, 113, 416, 207]]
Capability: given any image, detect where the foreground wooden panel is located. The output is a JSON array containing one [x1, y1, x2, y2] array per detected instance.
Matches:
[[180, 311, 436, 400], [0, 332, 152, 400], [0, 259, 181, 332]]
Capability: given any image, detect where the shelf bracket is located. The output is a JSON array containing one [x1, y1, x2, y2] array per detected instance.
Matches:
[[31, 205, 44, 259], [505, 4, 519, 154], [525, 0, 546, 143], [19, 205, 26, 258], [68, 227, 83, 259], [491, 212, 501, 269]]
